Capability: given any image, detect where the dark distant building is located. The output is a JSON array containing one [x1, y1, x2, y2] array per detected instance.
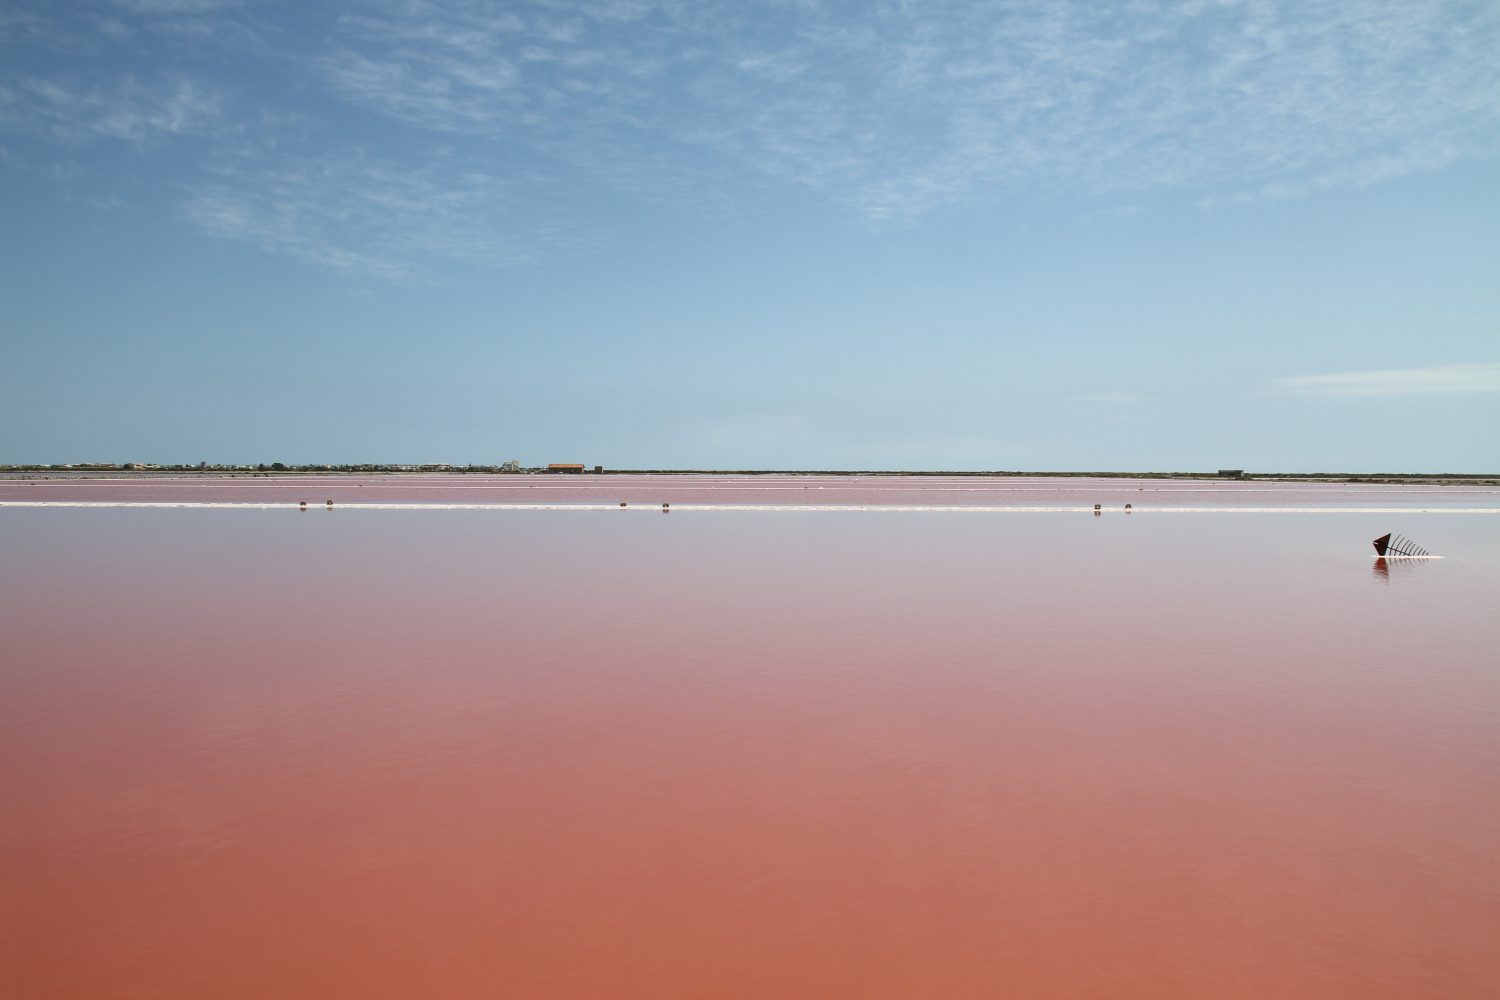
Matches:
[[593, 465, 603, 474], [547, 463, 586, 474], [1218, 469, 1244, 479]]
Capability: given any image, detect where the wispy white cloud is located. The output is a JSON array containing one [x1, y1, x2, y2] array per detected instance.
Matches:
[[1273, 363, 1500, 396], [183, 149, 537, 281], [108, 0, 238, 12], [0, 7, 49, 45], [103, 0, 245, 35], [307, 1, 1500, 219], [0, 75, 223, 142], [321, 48, 522, 133], [3, 0, 1498, 277]]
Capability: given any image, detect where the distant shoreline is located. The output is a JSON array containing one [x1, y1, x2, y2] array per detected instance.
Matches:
[[2, 467, 1496, 486]]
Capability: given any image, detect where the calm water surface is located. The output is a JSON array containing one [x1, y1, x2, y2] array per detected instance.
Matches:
[[3, 493, 1498, 998], [4, 471, 1497, 508]]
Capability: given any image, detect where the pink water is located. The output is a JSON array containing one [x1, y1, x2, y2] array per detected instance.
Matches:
[[3, 472, 1497, 508], [3, 486, 1498, 998]]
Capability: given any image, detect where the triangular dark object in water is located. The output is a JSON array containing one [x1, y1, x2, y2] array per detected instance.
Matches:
[[1374, 533, 1430, 557]]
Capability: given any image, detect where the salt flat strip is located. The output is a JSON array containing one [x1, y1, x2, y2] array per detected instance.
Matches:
[[3, 501, 1498, 514]]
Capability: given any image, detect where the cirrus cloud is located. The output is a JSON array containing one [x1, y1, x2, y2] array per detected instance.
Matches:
[[1273, 363, 1500, 396]]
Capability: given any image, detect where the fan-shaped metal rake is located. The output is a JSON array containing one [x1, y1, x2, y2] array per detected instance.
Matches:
[[1373, 533, 1429, 557]]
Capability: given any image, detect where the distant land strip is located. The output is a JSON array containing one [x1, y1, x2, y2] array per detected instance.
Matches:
[[2, 465, 1497, 485]]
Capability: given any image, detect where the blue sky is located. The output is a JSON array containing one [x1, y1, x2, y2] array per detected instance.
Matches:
[[2, 0, 1497, 471]]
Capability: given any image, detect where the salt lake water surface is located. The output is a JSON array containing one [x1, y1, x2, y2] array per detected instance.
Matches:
[[3, 477, 1498, 998]]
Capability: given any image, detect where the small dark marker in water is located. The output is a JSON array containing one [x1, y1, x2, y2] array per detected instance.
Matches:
[[1093, 504, 1102, 511], [299, 501, 307, 510], [1373, 532, 1430, 557], [663, 502, 670, 510], [620, 502, 627, 507], [1125, 503, 1132, 511]]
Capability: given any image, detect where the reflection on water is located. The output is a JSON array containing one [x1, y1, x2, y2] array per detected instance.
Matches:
[[2, 507, 1498, 999], [1372, 555, 1438, 584]]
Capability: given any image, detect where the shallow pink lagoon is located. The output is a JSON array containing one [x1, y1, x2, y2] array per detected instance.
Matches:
[[3, 481, 1499, 998], [3, 471, 1497, 509]]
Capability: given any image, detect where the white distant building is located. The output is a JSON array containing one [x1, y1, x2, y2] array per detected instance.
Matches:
[[500, 460, 521, 473]]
